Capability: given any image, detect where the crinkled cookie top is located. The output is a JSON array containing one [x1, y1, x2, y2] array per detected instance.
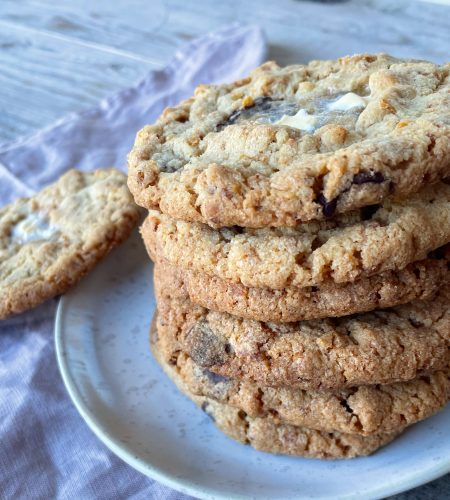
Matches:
[[129, 53, 450, 228], [0, 168, 141, 319]]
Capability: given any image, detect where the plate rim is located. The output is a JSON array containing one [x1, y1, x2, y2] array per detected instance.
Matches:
[[55, 294, 240, 500], [55, 280, 450, 500]]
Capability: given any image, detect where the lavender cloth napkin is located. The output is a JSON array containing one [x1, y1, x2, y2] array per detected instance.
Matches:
[[0, 24, 266, 499]]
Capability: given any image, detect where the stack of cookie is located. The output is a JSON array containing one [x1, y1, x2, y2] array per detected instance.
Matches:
[[128, 54, 450, 459]]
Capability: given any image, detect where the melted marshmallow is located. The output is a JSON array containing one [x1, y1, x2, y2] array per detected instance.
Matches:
[[328, 92, 368, 112], [11, 212, 57, 244], [275, 109, 318, 132]]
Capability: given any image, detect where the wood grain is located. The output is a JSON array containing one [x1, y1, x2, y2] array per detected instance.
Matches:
[[1, 0, 449, 143], [0, 22, 159, 142]]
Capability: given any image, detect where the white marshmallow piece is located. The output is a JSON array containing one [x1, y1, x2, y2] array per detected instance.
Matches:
[[275, 109, 318, 132], [11, 212, 57, 244], [328, 92, 368, 112]]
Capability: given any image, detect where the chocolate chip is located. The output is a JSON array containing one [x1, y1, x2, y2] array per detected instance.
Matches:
[[315, 172, 386, 218], [428, 247, 446, 260], [201, 401, 216, 422], [360, 204, 381, 221], [229, 96, 274, 124], [158, 161, 184, 173], [409, 317, 424, 328], [234, 96, 274, 121], [204, 369, 229, 384], [352, 171, 385, 185], [216, 97, 274, 130], [219, 226, 245, 242], [237, 410, 247, 420], [316, 193, 338, 218], [216, 97, 299, 131], [187, 320, 228, 367], [340, 399, 354, 414]]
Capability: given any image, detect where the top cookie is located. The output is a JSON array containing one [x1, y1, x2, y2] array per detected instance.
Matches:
[[128, 54, 450, 228], [0, 168, 141, 319]]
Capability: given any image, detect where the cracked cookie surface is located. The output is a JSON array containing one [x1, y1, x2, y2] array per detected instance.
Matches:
[[0, 168, 141, 319], [154, 285, 450, 390], [129, 54, 450, 228], [151, 328, 402, 458], [142, 182, 450, 290], [152, 321, 450, 436], [151, 249, 449, 321]]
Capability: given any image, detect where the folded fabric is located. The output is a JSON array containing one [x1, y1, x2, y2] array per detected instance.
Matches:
[[0, 24, 266, 499]]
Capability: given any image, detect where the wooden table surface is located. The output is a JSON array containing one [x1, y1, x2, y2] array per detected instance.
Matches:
[[1, 0, 448, 498]]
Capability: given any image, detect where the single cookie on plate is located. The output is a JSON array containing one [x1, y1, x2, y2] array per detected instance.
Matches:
[[154, 285, 450, 391], [128, 54, 450, 228], [151, 328, 402, 458], [150, 249, 449, 321], [0, 168, 141, 319], [152, 321, 450, 436], [142, 181, 450, 290]]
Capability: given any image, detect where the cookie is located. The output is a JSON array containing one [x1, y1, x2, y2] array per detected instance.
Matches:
[[154, 285, 450, 390], [142, 181, 450, 290], [151, 249, 449, 321], [151, 329, 402, 458], [0, 168, 141, 319], [152, 321, 449, 436], [128, 54, 450, 228]]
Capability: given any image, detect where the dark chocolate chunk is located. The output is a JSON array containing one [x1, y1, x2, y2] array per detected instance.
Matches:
[[186, 320, 228, 367], [201, 402, 216, 422], [229, 225, 245, 234], [360, 204, 381, 221], [219, 226, 245, 242], [316, 193, 338, 218], [352, 171, 385, 185], [235, 96, 274, 120], [204, 369, 230, 384], [409, 317, 424, 328], [216, 97, 273, 130], [168, 355, 178, 366], [237, 410, 247, 420], [315, 172, 386, 218], [427, 246, 447, 260], [158, 161, 184, 173], [340, 399, 354, 414], [229, 97, 274, 124], [216, 97, 299, 131]]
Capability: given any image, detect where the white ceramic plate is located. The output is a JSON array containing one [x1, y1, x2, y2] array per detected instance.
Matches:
[[55, 231, 450, 500]]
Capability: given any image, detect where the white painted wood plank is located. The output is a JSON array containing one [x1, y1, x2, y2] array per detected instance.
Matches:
[[0, 22, 157, 142], [2, 0, 449, 64], [0, 0, 448, 143], [0, 0, 176, 63], [167, 0, 450, 64]]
